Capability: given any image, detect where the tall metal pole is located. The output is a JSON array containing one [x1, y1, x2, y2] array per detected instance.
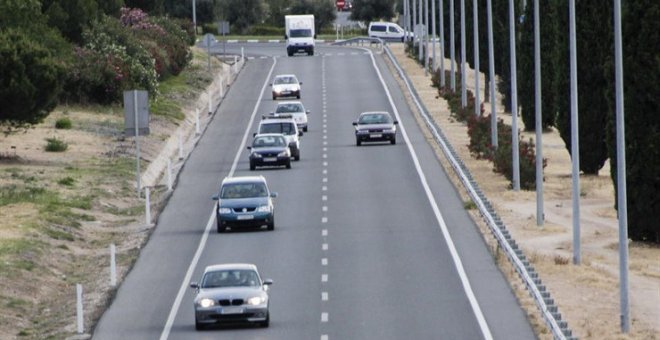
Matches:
[[534, 0, 544, 226], [440, 0, 446, 87], [404, 0, 409, 42], [569, 0, 581, 265], [473, 0, 480, 116], [460, 0, 466, 107], [419, 0, 423, 62], [425, 0, 430, 75], [133, 90, 140, 197], [450, 0, 456, 90], [413, 0, 418, 45], [613, 0, 629, 332], [192, 0, 197, 34], [509, 0, 520, 191], [432, 0, 437, 72], [486, 0, 497, 148]]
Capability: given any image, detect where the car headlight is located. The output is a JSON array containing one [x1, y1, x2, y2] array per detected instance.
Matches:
[[198, 298, 215, 308], [247, 296, 266, 306], [252, 152, 262, 158], [218, 207, 232, 214], [257, 205, 271, 213], [277, 150, 289, 157], [384, 128, 396, 132]]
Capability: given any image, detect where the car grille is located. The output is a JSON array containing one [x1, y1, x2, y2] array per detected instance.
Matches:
[[258, 152, 279, 157], [218, 299, 245, 306], [368, 129, 384, 133], [231, 207, 256, 213]]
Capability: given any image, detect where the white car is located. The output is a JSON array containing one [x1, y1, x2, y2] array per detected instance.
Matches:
[[368, 22, 409, 42], [273, 101, 310, 132], [271, 74, 302, 100], [256, 114, 302, 160]]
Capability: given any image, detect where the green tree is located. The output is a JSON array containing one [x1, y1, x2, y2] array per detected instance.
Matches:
[[0, 29, 64, 132], [218, 0, 264, 34], [607, 0, 660, 242], [349, 0, 396, 23], [517, 0, 557, 131], [125, 0, 165, 14], [264, 0, 290, 26], [42, 0, 99, 43], [290, 0, 337, 33], [553, 0, 611, 175]]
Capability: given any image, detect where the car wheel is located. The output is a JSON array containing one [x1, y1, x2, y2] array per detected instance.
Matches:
[[285, 160, 291, 169], [249, 161, 256, 171], [195, 319, 204, 331], [294, 152, 300, 161], [217, 220, 227, 233], [391, 137, 396, 145], [259, 313, 270, 327], [267, 215, 274, 231], [272, 95, 277, 100], [296, 94, 301, 99], [356, 139, 361, 146], [303, 126, 308, 132]]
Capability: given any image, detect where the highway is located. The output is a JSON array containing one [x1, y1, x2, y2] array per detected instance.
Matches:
[[93, 43, 536, 340]]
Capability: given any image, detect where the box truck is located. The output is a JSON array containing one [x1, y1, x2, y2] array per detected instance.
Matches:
[[285, 15, 315, 56]]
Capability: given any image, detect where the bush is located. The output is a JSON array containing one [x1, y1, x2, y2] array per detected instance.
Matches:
[[55, 117, 72, 129], [57, 177, 75, 186], [45, 137, 68, 152], [246, 25, 284, 36]]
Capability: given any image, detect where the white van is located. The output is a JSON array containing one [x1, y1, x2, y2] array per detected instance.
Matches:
[[368, 22, 407, 42], [285, 14, 315, 56]]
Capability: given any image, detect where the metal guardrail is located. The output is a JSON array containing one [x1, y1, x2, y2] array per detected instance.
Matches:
[[332, 36, 385, 53], [383, 46, 576, 340]]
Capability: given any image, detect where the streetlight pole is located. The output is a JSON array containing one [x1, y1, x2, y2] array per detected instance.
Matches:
[[460, 0, 466, 108], [192, 0, 197, 34], [432, 0, 437, 72], [569, 0, 581, 265], [473, 0, 479, 116], [450, 0, 456, 91], [509, 0, 520, 191], [534, 0, 544, 226], [440, 0, 445, 87], [486, 0, 497, 148]]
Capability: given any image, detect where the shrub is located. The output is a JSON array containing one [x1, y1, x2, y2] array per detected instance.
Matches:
[[491, 123, 547, 190], [57, 177, 75, 186], [44, 138, 68, 152], [246, 25, 284, 36], [55, 117, 72, 129]]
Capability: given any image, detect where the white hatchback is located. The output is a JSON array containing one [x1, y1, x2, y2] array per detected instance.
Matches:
[[273, 101, 310, 132]]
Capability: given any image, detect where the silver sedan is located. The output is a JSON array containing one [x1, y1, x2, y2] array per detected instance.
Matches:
[[190, 263, 273, 329]]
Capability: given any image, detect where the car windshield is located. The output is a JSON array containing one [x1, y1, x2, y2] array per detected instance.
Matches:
[[274, 76, 297, 85], [253, 135, 286, 147], [290, 29, 312, 38], [220, 182, 268, 198], [359, 113, 392, 125], [201, 269, 260, 288], [260, 122, 296, 135], [275, 103, 304, 114]]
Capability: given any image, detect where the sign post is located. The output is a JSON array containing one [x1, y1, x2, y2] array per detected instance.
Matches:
[[218, 21, 230, 58], [123, 90, 150, 197]]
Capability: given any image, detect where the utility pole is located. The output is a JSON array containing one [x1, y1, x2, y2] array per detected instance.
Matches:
[[460, 0, 466, 107], [473, 0, 480, 116], [569, 0, 581, 265], [534, 0, 544, 226], [508, 0, 520, 191], [486, 0, 497, 148], [450, 0, 456, 91]]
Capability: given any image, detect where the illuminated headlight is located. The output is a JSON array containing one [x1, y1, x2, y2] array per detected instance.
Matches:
[[218, 207, 232, 214], [277, 150, 289, 157], [257, 205, 271, 213], [198, 298, 215, 308], [247, 296, 266, 306]]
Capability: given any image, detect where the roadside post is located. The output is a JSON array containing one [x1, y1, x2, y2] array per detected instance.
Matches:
[[218, 21, 230, 58], [203, 33, 214, 72], [123, 90, 150, 197], [110, 244, 116, 287], [76, 284, 83, 334]]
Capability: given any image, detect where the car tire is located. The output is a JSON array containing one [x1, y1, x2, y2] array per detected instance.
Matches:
[[296, 94, 300, 99], [294, 152, 300, 161], [267, 215, 274, 231], [250, 161, 256, 171], [195, 319, 204, 331], [259, 313, 270, 327], [217, 221, 227, 233], [391, 137, 396, 145], [303, 126, 308, 132], [272, 95, 277, 100], [285, 160, 291, 169], [356, 139, 362, 146]]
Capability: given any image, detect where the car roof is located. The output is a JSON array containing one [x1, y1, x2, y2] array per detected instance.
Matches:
[[274, 74, 297, 79], [259, 116, 296, 124], [221, 176, 267, 185], [276, 101, 303, 106], [253, 133, 286, 139], [360, 111, 391, 116], [204, 263, 258, 273]]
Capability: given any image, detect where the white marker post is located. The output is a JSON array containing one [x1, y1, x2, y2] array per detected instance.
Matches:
[[110, 244, 117, 287], [178, 131, 184, 160], [145, 187, 151, 225], [208, 93, 212, 115], [76, 284, 83, 334], [167, 159, 173, 191], [195, 108, 200, 135]]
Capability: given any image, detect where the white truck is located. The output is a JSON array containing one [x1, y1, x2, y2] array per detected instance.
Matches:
[[285, 15, 315, 56]]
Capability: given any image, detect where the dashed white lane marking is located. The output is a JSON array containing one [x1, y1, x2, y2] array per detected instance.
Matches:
[[322, 243, 328, 250], [321, 335, 328, 340], [322, 206, 328, 212], [322, 292, 328, 301], [323, 135, 327, 139], [323, 129, 327, 134], [322, 274, 328, 282], [322, 186, 327, 191], [323, 154, 327, 159], [337, 52, 345, 56], [321, 313, 329, 322], [323, 124, 327, 129], [322, 217, 328, 224], [322, 258, 328, 265], [323, 177, 328, 183], [322, 195, 327, 201], [323, 169, 327, 174], [322, 229, 328, 236], [323, 147, 328, 152], [323, 141, 328, 146], [323, 161, 328, 166]]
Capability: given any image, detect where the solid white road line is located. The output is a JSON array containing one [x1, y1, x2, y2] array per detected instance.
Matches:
[[365, 49, 494, 340], [159, 57, 278, 340]]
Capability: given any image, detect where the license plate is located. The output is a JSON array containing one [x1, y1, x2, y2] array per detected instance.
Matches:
[[281, 91, 291, 95], [263, 157, 277, 162], [237, 215, 254, 220], [370, 133, 382, 138], [221, 307, 244, 314]]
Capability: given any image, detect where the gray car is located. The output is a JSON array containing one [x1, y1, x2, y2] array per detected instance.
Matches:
[[353, 111, 399, 146], [190, 263, 273, 329]]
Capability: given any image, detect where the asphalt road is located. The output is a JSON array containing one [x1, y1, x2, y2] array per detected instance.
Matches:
[[93, 43, 536, 340]]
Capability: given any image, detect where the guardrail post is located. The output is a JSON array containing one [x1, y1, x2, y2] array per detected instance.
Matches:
[[76, 284, 83, 334]]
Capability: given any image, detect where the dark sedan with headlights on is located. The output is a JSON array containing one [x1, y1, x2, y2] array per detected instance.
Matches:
[[190, 263, 273, 329], [353, 111, 398, 146], [248, 133, 291, 170], [212, 176, 277, 232]]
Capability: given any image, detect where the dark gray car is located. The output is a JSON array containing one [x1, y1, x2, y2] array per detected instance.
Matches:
[[190, 263, 273, 329], [353, 111, 399, 146]]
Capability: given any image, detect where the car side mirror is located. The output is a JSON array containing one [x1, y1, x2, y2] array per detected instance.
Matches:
[[253, 132, 257, 137], [298, 131, 303, 137], [270, 192, 278, 198], [190, 282, 199, 289], [299, 82, 303, 86], [247, 146, 252, 150], [352, 122, 358, 126], [269, 83, 273, 86], [394, 121, 399, 125], [212, 195, 219, 201], [306, 110, 310, 115], [284, 34, 288, 40], [263, 279, 273, 285]]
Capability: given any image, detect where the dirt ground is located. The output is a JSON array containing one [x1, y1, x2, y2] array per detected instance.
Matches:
[[388, 44, 659, 339]]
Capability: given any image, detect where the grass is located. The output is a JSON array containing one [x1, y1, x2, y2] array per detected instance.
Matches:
[[54, 117, 72, 129], [0, 239, 43, 274]]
